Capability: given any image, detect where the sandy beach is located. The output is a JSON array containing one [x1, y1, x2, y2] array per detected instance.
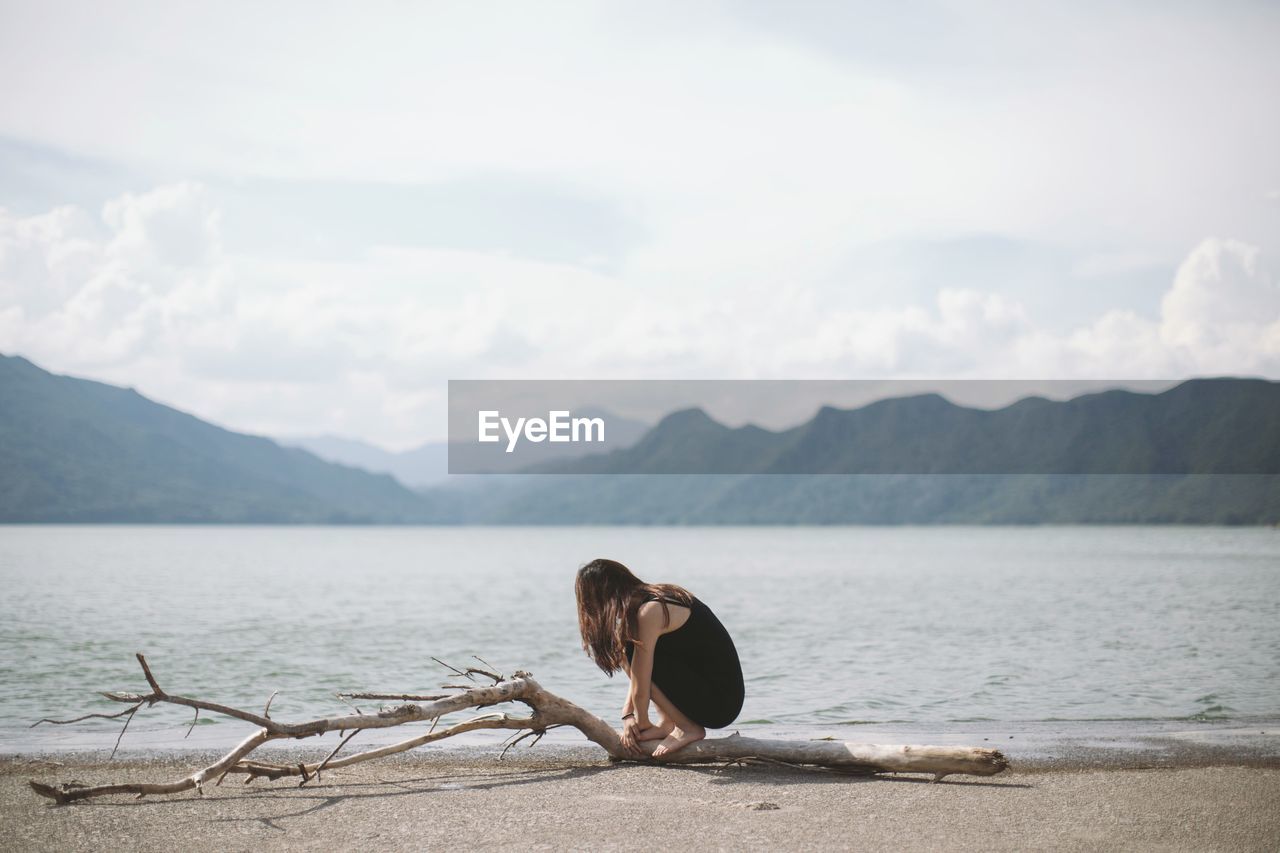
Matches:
[[5, 746, 1279, 852]]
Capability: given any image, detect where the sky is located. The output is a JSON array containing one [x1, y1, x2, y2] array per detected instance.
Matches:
[[1, 1, 1278, 448]]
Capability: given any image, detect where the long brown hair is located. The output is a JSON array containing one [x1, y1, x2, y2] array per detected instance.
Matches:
[[575, 558, 693, 675]]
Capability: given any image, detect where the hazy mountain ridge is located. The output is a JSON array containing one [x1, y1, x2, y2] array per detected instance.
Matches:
[[283, 408, 651, 486], [280, 435, 451, 489]]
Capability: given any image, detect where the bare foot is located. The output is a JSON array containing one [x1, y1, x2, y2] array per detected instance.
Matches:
[[636, 720, 674, 742], [651, 723, 705, 758]]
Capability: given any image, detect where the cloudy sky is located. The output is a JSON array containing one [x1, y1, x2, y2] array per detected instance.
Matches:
[[2, 1, 1278, 447]]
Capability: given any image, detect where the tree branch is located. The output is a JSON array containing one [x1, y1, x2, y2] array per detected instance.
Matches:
[[27, 654, 1008, 803]]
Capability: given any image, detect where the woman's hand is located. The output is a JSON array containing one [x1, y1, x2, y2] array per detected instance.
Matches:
[[620, 716, 649, 758]]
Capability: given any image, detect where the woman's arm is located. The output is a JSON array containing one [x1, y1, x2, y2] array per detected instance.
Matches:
[[626, 638, 656, 726], [620, 661, 634, 717], [620, 602, 664, 754]]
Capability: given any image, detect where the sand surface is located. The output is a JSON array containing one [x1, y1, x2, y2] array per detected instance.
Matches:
[[4, 748, 1280, 851]]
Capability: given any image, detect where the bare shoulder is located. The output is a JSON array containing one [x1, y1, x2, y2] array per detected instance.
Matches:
[[636, 600, 667, 624], [637, 599, 691, 633]]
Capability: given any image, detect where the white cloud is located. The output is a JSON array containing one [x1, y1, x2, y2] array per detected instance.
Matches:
[[1059, 239, 1280, 377], [0, 183, 227, 368], [1161, 239, 1277, 349], [4, 187, 1279, 446]]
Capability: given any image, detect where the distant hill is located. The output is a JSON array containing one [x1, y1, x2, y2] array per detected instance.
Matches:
[[280, 435, 451, 489], [0, 355, 436, 522]]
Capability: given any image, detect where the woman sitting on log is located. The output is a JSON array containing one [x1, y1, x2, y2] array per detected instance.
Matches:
[[575, 558, 745, 757]]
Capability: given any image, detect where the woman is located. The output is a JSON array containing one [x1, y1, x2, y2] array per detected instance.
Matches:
[[575, 558, 744, 758]]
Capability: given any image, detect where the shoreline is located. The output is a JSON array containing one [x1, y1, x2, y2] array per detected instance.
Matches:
[[6, 751, 1279, 851]]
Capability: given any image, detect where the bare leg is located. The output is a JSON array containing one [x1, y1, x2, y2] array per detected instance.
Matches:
[[630, 683, 673, 741], [635, 717, 674, 741], [646, 683, 705, 758]]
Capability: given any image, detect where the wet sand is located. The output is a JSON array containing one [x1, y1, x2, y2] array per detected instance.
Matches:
[[5, 747, 1280, 851]]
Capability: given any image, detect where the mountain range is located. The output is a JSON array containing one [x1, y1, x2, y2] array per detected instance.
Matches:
[[2, 353, 1277, 524], [542, 379, 1280, 475]]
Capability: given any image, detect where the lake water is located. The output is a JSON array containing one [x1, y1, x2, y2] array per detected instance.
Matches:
[[1, 525, 1278, 754]]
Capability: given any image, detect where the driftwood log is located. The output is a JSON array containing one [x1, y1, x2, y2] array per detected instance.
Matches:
[[29, 654, 1008, 803]]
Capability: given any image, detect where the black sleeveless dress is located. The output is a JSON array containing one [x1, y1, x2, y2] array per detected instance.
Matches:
[[625, 594, 745, 729]]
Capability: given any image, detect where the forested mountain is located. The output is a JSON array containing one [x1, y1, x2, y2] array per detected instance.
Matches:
[[0, 355, 435, 522]]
